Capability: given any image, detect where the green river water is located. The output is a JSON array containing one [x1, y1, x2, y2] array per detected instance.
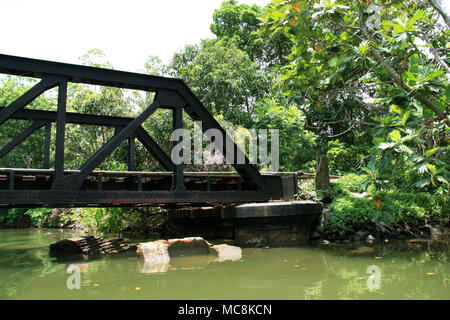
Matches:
[[0, 228, 448, 300]]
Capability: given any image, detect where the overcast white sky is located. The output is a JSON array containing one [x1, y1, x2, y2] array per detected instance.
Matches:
[[0, 0, 270, 73], [1, 0, 448, 74]]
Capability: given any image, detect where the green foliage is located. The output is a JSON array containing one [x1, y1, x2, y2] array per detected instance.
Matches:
[[64, 206, 171, 235], [253, 98, 315, 171], [300, 159, 316, 174], [0, 208, 28, 226], [264, 0, 449, 194], [211, 0, 291, 68], [0, 76, 56, 168], [67, 207, 127, 233], [26, 208, 55, 228], [362, 103, 449, 193], [334, 173, 369, 193], [328, 195, 378, 235], [327, 140, 369, 175], [298, 173, 368, 202], [0, 207, 55, 228], [171, 41, 272, 127], [368, 190, 449, 225], [327, 189, 449, 236]]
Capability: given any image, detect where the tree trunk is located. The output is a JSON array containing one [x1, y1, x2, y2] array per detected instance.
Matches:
[[315, 152, 330, 190]]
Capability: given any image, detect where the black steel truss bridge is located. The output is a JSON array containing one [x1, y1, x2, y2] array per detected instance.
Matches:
[[0, 54, 297, 208]]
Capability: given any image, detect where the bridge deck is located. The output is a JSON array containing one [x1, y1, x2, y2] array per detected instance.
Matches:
[[0, 169, 297, 208]]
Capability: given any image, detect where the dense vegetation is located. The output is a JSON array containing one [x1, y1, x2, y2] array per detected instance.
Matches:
[[0, 0, 448, 239]]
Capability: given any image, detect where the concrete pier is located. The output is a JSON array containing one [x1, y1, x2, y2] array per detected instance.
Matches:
[[170, 201, 322, 247]]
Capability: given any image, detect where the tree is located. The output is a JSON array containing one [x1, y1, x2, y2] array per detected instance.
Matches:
[[263, 0, 449, 190], [211, 0, 292, 69], [170, 40, 273, 127]]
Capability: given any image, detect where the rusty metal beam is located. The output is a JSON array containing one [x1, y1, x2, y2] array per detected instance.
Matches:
[[52, 81, 68, 187], [53, 99, 161, 190], [135, 127, 174, 171], [0, 120, 46, 159], [0, 75, 65, 126]]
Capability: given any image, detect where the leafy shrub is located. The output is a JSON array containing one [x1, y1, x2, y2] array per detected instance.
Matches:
[[0, 208, 29, 226], [299, 160, 316, 174], [327, 190, 449, 236], [327, 140, 368, 175], [311, 174, 368, 202], [333, 173, 368, 193], [328, 195, 378, 235], [26, 208, 54, 227], [378, 191, 448, 225], [63, 206, 171, 235], [66, 207, 126, 233]]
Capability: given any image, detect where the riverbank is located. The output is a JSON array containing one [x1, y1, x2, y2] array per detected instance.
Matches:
[[0, 207, 176, 239], [297, 174, 449, 243]]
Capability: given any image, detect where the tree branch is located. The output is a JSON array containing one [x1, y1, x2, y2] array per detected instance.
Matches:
[[428, 0, 450, 28], [355, 0, 450, 127]]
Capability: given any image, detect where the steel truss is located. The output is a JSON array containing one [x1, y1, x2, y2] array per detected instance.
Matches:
[[0, 54, 296, 207]]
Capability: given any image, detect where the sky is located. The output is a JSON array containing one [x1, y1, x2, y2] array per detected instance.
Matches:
[[0, 0, 270, 73], [1, 0, 448, 74]]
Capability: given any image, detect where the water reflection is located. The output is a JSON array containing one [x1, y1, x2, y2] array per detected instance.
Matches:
[[0, 229, 448, 300], [138, 252, 243, 275], [137, 242, 243, 274]]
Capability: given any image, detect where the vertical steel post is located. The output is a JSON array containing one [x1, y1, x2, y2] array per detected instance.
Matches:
[[52, 81, 67, 188], [137, 174, 142, 192], [172, 106, 186, 191], [128, 136, 136, 171], [8, 170, 14, 191], [98, 173, 103, 191], [43, 122, 51, 169], [206, 176, 211, 191]]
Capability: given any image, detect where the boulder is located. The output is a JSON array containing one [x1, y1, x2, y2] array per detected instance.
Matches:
[[136, 237, 242, 273], [137, 241, 170, 274], [49, 236, 132, 257], [164, 237, 212, 256], [430, 227, 442, 241], [210, 244, 242, 262]]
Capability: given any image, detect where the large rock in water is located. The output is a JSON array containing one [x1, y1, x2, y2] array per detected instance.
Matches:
[[136, 237, 242, 273], [210, 244, 242, 262], [165, 237, 212, 256], [49, 236, 131, 257], [137, 241, 171, 274]]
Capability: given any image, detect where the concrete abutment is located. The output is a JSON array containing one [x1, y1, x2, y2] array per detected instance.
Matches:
[[169, 201, 323, 247]]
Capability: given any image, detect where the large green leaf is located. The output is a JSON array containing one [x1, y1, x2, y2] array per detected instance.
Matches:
[[390, 129, 401, 142], [425, 147, 440, 158], [407, 54, 419, 87]]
